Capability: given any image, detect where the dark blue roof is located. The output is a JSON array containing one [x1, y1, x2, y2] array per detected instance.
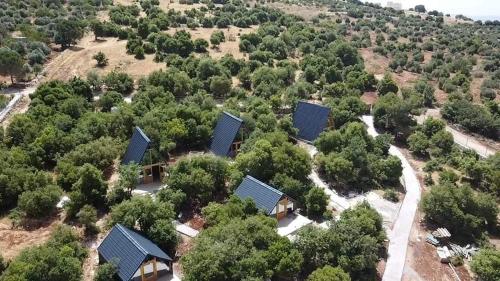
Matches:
[[122, 127, 151, 165], [292, 101, 331, 142], [97, 224, 172, 281], [210, 111, 243, 157], [234, 176, 284, 215]]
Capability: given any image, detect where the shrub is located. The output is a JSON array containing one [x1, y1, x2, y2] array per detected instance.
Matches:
[[18, 185, 62, 218], [383, 189, 399, 202], [134, 46, 145, 59], [93, 51, 108, 67], [104, 71, 134, 95]]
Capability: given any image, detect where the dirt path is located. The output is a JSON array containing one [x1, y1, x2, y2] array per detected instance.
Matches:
[[416, 109, 498, 158], [362, 115, 422, 281], [0, 83, 37, 128]]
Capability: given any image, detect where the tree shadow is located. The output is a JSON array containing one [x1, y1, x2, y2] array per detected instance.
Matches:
[[93, 38, 108, 43]]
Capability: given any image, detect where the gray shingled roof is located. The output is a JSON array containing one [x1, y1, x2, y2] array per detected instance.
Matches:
[[210, 111, 243, 157], [292, 101, 331, 142], [122, 127, 151, 165], [97, 224, 172, 281], [234, 176, 284, 215]]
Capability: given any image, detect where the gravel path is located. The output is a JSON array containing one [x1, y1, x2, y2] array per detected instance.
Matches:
[[362, 115, 422, 281], [415, 109, 496, 158]]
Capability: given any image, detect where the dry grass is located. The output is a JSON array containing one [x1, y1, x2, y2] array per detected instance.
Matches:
[[166, 25, 258, 60], [265, 1, 331, 21], [0, 214, 64, 260], [360, 47, 389, 76], [42, 33, 165, 82]]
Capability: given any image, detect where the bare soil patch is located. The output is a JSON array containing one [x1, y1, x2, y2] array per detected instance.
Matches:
[[403, 211, 472, 281], [0, 214, 64, 260], [361, 91, 378, 105], [42, 33, 165, 81], [265, 2, 330, 21], [470, 76, 485, 104], [166, 25, 258, 60], [360, 48, 389, 76], [159, 0, 206, 12]]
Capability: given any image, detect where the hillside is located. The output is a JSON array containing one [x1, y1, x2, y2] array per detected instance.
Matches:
[[0, 1, 498, 281]]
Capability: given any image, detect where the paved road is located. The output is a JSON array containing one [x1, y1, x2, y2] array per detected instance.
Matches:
[[0, 85, 37, 123], [415, 109, 496, 158], [362, 115, 421, 281]]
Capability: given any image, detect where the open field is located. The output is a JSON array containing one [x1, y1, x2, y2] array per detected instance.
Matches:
[[42, 34, 165, 82], [0, 215, 64, 260]]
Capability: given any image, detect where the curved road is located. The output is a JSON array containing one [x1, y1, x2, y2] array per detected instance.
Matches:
[[362, 115, 422, 281]]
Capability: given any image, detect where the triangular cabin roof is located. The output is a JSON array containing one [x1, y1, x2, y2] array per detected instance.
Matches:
[[234, 175, 285, 215], [122, 127, 151, 165], [292, 101, 331, 142], [97, 224, 172, 281], [210, 111, 243, 157]]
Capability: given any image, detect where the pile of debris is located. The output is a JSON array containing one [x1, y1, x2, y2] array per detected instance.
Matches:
[[425, 227, 478, 263]]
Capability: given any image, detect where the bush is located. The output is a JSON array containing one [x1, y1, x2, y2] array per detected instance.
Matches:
[[93, 51, 108, 67], [193, 38, 208, 53], [18, 185, 62, 218], [471, 248, 500, 281], [94, 262, 118, 281], [134, 46, 145, 59], [104, 71, 134, 95], [383, 189, 399, 202], [307, 265, 351, 281], [421, 184, 498, 238], [305, 187, 328, 219]]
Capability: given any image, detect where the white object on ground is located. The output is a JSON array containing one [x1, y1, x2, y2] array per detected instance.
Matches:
[[173, 220, 199, 238], [0, 85, 36, 123], [362, 115, 421, 281], [56, 195, 70, 208], [132, 182, 165, 196], [277, 214, 312, 237]]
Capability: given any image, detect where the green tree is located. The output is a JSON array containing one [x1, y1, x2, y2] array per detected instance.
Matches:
[[94, 262, 118, 281], [168, 156, 228, 205], [470, 248, 500, 281], [377, 73, 399, 95], [307, 266, 351, 281], [194, 38, 209, 53], [98, 91, 123, 112], [421, 184, 498, 238], [90, 20, 106, 41], [93, 51, 108, 67], [117, 163, 141, 197], [209, 76, 232, 98], [305, 187, 329, 219], [108, 196, 177, 253], [294, 203, 385, 278], [18, 185, 62, 218], [0, 226, 86, 281], [415, 5, 426, 13], [67, 164, 108, 218], [104, 71, 134, 95], [373, 93, 413, 137], [54, 19, 85, 49], [210, 30, 225, 48], [0, 47, 25, 84], [77, 205, 99, 235], [181, 215, 302, 281], [414, 80, 435, 107], [407, 131, 429, 156]]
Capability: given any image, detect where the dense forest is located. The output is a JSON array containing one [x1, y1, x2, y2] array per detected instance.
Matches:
[[0, 0, 498, 281]]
